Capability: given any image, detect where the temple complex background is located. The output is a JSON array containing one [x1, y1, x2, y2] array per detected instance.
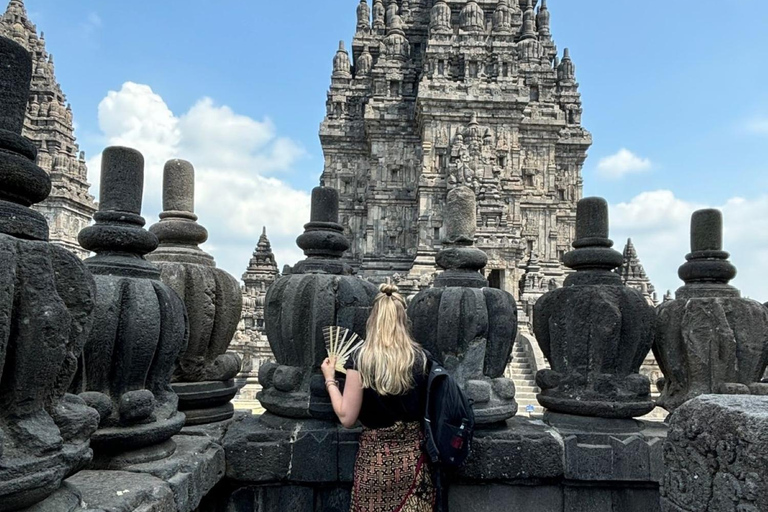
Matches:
[[0, 0, 664, 414], [0, 0, 95, 258]]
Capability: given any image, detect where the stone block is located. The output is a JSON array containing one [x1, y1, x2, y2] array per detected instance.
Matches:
[[449, 484, 563, 512], [67, 471, 175, 512], [662, 395, 768, 512]]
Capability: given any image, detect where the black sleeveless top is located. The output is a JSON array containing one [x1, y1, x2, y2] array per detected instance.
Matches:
[[344, 350, 428, 429]]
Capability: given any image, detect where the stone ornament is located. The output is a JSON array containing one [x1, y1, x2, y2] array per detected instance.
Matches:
[[259, 187, 378, 419], [533, 197, 656, 418], [75, 146, 188, 466], [148, 159, 243, 426], [654, 209, 768, 413], [409, 187, 518, 424], [0, 35, 99, 511]]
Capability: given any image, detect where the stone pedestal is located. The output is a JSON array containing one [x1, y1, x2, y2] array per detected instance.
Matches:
[[76, 147, 188, 468], [534, 197, 656, 419], [148, 159, 243, 426], [259, 187, 378, 419], [409, 187, 519, 425], [0, 35, 99, 512], [654, 209, 768, 413]]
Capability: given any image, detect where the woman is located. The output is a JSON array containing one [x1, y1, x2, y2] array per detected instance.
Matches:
[[321, 284, 435, 512]]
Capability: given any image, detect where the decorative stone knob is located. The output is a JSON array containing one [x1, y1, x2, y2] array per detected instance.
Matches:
[[260, 186, 377, 419], [409, 187, 519, 425], [148, 159, 243, 426], [533, 197, 656, 419], [0, 34, 99, 511], [654, 208, 768, 412], [76, 147, 188, 466]]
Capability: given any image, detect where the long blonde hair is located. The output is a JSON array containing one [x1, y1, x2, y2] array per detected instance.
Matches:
[[357, 284, 425, 396]]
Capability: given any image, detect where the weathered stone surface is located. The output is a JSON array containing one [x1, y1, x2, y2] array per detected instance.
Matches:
[[409, 187, 518, 425], [661, 395, 768, 512], [259, 187, 378, 419], [654, 209, 768, 413], [534, 197, 655, 418], [148, 159, 243, 426], [68, 471, 175, 512], [0, 2, 96, 258], [223, 413, 356, 484], [0, 34, 99, 512], [320, 0, 591, 296], [75, 147, 188, 465], [115, 435, 225, 512]]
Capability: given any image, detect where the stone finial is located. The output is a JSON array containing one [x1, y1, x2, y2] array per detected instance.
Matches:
[[434, 186, 488, 288], [409, 186, 518, 425], [537, 0, 551, 38], [372, 0, 385, 31], [293, 186, 351, 274], [356, 0, 370, 32], [0, 34, 99, 511], [356, 45, 373, 76], [558, 48, 575, 82], [460, 1, 485, 33], [260, 186, 378, 419], [533, 197, 656, 419], [654, 209, 768, 413], [76, 147, 188, 467], [520, 0, 537, 40], [430, 0, 451, 33], [493, 0, 513, 34], [148, 159, 243, 425], [0, 36, 51, 242], [332, 40, 351, 79]]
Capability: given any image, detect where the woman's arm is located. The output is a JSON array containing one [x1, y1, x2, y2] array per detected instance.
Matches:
[[321, 357, 363, 428]]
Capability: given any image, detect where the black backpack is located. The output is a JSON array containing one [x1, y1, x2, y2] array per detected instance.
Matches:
[[422, 356, 475, 468]]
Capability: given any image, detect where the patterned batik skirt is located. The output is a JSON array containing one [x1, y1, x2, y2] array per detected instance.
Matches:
[[350, 421, 436, 512]]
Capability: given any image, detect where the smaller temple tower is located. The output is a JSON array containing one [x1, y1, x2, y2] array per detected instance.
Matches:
[[231, 227, 280, 405], [0, 0, 96, 258], [616, 238, 658, 305]]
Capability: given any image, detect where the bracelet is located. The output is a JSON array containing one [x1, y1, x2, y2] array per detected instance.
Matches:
[[325, 379, 339, 388]]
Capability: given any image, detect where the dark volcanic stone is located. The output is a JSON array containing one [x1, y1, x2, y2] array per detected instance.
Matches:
[[148, 159, 243, 426], [259, 187, 377, 418], [75, 147, 188, 465], [409, 187, 518, 425], [0, 35, 99, 511], [534, 197, 655, 419], [661, 395, 768, 512], [654, 209, 768, 413]]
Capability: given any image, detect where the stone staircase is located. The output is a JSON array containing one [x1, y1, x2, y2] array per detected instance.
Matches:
[[506, 341, 544, 416]]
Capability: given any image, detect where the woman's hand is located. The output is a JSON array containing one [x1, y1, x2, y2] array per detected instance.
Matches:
[[321, 357, 338, 380]]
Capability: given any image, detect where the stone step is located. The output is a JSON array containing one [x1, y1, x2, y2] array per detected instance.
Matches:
[[516, 392, 538, 400], [516, 386, 538, 393], [508, 363, 531, 369], [508, 368, 534, 376]]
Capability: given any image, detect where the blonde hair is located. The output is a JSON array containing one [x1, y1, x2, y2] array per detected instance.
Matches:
[[357, 284, 425, 396]]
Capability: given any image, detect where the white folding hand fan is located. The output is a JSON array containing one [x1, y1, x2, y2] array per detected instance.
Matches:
[[323, 326, 364, 374]]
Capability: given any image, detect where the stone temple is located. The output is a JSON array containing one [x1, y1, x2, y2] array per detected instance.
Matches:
[[320, 0, 591, 297], [0, 0, 96, 258], [5, 2, 768, 511]]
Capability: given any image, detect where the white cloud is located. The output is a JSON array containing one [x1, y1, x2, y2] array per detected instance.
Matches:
[[746, 118, 768, 135], [88, 82, 311, 281], [609, 190, 768, 302], [596, 148, 652, 179]]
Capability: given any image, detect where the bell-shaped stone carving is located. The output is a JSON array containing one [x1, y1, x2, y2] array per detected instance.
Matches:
[[654, 209, 768, 413], [75, 147, 188, 467], [259, 187, 378, 419], [0, 35, 99, 511], [409, 187, 518, 425], [147, 160, 243, 425], [533, 197, 656, 418]]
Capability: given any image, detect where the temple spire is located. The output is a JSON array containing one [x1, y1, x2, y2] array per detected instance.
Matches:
[[616, 238, 657, 305]]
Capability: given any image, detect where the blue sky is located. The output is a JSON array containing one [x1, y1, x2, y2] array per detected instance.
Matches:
[[19, 0, 768, 300]]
